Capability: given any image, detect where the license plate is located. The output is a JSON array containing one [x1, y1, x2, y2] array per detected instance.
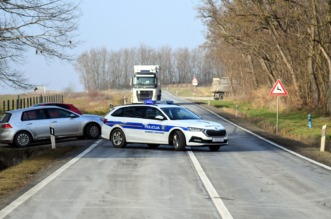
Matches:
[[212, 137, 224, 142]]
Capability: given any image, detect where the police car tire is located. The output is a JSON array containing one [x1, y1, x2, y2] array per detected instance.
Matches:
[[147, 144, 159, 149], [172, 130, 186, 151], [209, 145, 221, 151], [111, 128, 127, 148]]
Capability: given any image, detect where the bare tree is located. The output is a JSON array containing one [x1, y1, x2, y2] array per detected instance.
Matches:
[[0, 0, 81, 90], [197, 0, 331, 114], [156, 46, 173, 84], [75, 45, 223, 91], [75, 48, 109, 92]]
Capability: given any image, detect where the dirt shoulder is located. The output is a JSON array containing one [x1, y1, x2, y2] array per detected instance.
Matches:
[[201, 103, 331, 168]]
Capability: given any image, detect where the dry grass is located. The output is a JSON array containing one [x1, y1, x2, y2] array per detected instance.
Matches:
[[63, 90, 131, 115], [165, 85, 211, 97]]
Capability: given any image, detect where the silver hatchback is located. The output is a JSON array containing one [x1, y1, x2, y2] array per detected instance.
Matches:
[[0, 106, 103, 147]]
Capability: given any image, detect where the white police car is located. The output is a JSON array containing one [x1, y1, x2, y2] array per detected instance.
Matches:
[[101, 100, 228, 151]]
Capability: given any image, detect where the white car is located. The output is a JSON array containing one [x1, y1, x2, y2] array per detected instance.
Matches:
[[101, 100, 228, 151]]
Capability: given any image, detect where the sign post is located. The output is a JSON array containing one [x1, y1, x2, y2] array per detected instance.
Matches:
[[269, 79, 288, 134], [50, 124, 56, 149], [192, 76, 198, 97], [320, 125, 327, 152]]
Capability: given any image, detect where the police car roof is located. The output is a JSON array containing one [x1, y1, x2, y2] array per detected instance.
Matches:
[[144, 100, 175, 105], [115, 100, 178, 108]]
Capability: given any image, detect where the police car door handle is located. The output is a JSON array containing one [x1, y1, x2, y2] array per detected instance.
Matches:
[[51, 121, 57, 123]]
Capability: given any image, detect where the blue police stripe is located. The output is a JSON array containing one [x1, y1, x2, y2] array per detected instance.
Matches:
[[106, 121, 188, 132]]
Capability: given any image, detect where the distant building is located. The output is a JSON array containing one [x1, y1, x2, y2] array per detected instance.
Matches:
[[33, 86, 46, 93]]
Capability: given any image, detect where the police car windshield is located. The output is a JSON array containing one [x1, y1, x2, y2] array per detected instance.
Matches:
[[160, 107, 200, 120]]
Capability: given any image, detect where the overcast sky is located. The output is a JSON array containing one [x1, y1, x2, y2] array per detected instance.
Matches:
[[1, 0, 206, 94]]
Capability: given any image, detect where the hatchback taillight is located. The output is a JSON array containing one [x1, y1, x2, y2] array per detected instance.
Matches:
[[103, 118, 108, 124], [1, 124, 12, 129]]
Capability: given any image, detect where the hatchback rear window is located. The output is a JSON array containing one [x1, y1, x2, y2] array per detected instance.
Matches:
[[22, 110, 46, 121], [0, 113, 12, 123]]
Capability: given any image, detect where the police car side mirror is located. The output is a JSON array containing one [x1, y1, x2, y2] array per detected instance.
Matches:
[[155, 115, 165, 120]]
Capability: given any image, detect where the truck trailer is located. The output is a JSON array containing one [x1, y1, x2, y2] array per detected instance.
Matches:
[[131, 65, 161, 103], [211, 77, 230, 100]]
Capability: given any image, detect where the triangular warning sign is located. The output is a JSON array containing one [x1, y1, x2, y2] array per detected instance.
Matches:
[[269, 79, 288, 96]]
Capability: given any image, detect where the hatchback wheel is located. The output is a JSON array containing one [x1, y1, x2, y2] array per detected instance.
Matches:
[[85, 123, 101, 139], [14, 131, 32, 147], [111, 129, 127, 148], [171, 131, 186, 151]]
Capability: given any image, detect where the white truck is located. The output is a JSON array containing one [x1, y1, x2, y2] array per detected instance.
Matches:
[[131, 65, 161, 103]]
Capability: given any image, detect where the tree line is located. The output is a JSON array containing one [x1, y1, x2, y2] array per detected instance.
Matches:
[[74, 45, 224, 91], [197, 0, 331, 114]]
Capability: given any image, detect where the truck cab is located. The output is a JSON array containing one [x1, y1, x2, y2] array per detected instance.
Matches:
[[131, 65, 161, 103]]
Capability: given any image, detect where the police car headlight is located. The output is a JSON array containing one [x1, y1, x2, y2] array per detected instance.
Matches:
[[188, 127, 204, 132]]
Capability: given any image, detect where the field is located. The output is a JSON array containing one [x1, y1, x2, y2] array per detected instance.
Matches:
[[61, 90, 131, 115]]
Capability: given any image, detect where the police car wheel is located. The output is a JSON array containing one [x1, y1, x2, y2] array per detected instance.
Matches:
[[209, 145, 221, 151], [172, 131, 186, 151], [111, 129, 127, 148], [147, 144, 159, 149]]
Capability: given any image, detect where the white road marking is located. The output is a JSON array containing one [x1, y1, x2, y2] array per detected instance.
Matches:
[[187, 150, 233, 219], [0, 139, 103, 219]]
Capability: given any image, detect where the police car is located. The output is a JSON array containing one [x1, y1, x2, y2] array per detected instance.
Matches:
[[101, 100, 228, 151]]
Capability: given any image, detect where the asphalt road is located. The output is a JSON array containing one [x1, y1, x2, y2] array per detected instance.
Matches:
[[1, 92, 331, 219]]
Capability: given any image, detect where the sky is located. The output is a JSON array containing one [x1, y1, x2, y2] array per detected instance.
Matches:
[[1, 0, 206, 94]]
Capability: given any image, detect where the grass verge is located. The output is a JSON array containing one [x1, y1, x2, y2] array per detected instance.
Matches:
[[210, 99, 331, 146]]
